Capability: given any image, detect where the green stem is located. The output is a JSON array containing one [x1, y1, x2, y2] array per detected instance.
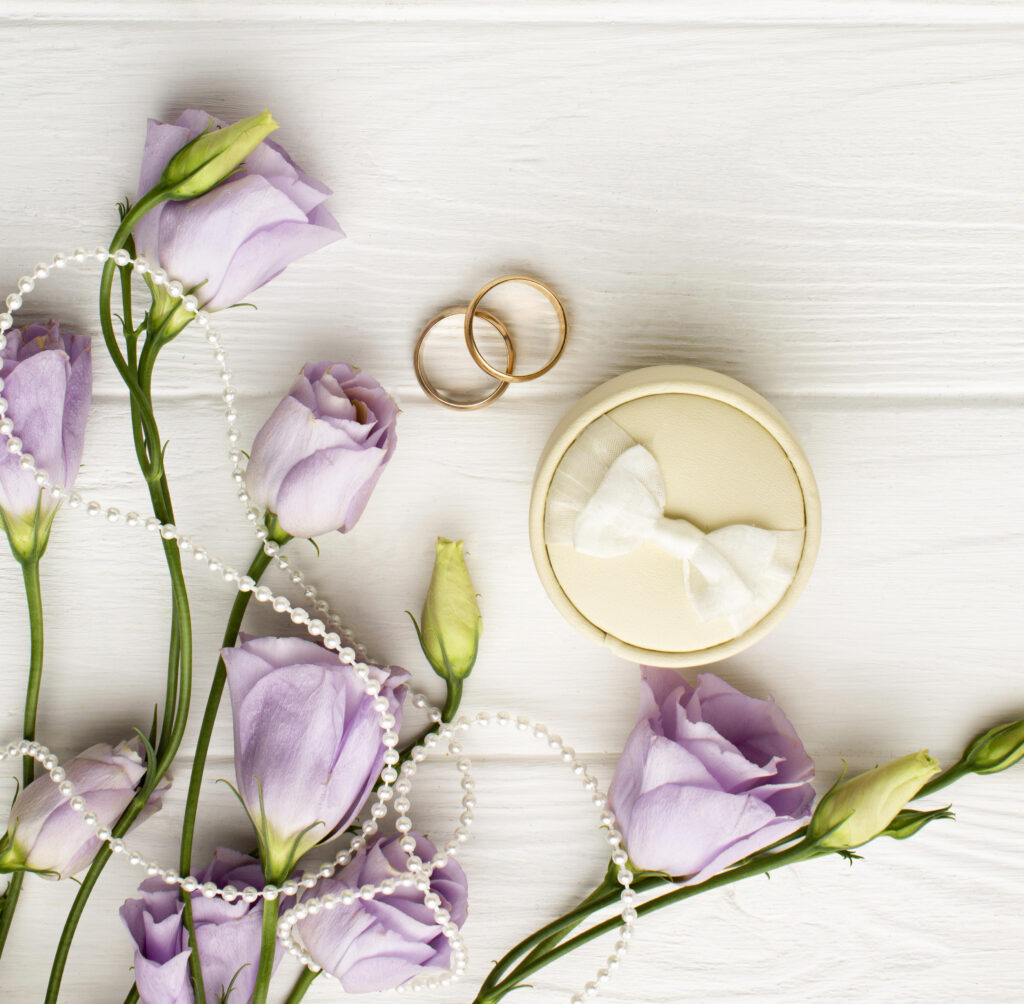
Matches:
[[477, 841, 817, 1004], [19, 559, 44, 784], [916, 764, 970, 801], [0, 873, 24, 958], [157, 609, 181, 755], [177, 542, 283, 1000], [252, 890, 283, 1004], [46, 518, 191, 1004], [442, 676, 463, 723], [483, 866, 663, 991], [96, 189, 168, 466], [284, 967, 320, 1003], [0, 559, 44, 956], [122, 984, 140, 1004], [45, 208, 194, 1004]]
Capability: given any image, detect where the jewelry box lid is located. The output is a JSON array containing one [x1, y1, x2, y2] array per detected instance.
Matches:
[[528, 365, 821, 667]]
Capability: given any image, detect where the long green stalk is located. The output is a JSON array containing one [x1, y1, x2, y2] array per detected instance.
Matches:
[[253, 892, 283, 1004], [284, 967, 319, 1002], [475, 841, 817, 1004], [482, 867, 663, 991], [0, 558, 44, 955], [45, 197, 194, 1003]]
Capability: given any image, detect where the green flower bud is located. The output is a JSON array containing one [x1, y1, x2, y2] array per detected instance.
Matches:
[[417, 538, 481, 681], [159, 110, 278, 201], [809, 751, 941, 849], [960, 720, 1024, 775]]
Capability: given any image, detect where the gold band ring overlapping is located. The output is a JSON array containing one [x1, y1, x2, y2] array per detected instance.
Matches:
[[463, 275, 568, 384], [413, 307, 514, 410]]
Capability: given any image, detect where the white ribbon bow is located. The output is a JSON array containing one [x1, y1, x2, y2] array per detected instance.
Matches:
[[545, 417, 802, 632]]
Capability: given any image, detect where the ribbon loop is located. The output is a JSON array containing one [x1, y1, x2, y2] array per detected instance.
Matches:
[[545, 416, 802, 632]]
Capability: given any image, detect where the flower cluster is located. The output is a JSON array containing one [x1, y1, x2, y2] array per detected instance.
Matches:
[[2, 103, 1022, 1004]]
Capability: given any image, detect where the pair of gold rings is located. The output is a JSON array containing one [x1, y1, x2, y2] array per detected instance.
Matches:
[[414, 275, 568, 410]]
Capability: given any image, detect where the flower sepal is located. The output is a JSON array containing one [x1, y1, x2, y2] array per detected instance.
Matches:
[[0, 501, 54, 565], [880, 805, 955, 841]]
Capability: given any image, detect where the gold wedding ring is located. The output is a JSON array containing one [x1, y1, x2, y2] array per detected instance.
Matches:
[[413, 274, 568, 410], [464, 275, 568, 384], [413, 307, 515, 410]]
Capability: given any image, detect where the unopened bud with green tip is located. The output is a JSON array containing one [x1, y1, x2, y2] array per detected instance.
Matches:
[[158, 109, 278, 201], [409, 538, 481, 723], [413, 537, 482, 682], [958, 719, 1024, 775], [809, 751, 941, 850]]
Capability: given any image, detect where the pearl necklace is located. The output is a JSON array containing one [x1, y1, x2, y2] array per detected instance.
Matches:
[[0, 251, 636, 1002]]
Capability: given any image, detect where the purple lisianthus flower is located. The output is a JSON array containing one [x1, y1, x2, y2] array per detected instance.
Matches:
[[0, 320, 90, 555], [133, 109, 342, 311], [120, 847, 286, 1004], [608, 669, 814, 882], [297, 833, 468, 992], [0, 738, 167, 879], [223, 635, 408, 877], [244, 363, 398, 539]]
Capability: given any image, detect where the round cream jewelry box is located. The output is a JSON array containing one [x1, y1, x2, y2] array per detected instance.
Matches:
[[528, 365, 820, 667]]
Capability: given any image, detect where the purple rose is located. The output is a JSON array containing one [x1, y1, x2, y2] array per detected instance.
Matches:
[[608, 669, 814, 882], [244, 363, 398, 539], [223, 635, 408, 877], [0, 320, 91, 555], [133, 109, 342, 311], [0, 738, 167, 879], [120, 847, 285, 1004], [297, 833, 468, 993]]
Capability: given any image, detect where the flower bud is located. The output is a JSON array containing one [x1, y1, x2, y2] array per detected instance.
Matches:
[[158, 110, 278, 200], [809, 751, 941, 850], [417, 538, 482, 681], [0, 321, 91, 562], [0, 739, 168, 878], [960, 720, 1024, 775]]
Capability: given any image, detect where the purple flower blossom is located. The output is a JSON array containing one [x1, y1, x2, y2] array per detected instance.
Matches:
[[133, 109, 342, 311], [0, 320, 90, 553], [244, 363, 398, 539], [223, 635, 408, 877], [0, 738, 166, 879], [120, 847, 284, 1003], [297, 833, 468, 992], [608, 669, 814, 882]]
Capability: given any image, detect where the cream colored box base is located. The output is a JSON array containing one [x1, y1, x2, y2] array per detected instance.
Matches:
[[529, 366, 821, 667]]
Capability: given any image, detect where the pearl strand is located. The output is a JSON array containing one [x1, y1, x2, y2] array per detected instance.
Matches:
[[278, 709, 636, 999], [0, 251, 456, 975], [0, 252, 634, 1001]]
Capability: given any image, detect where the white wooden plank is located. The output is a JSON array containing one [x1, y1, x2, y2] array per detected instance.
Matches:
[[1, 24, 1024, 395], [12, 1, 1024, 27], [0, 396, 1020, 763]]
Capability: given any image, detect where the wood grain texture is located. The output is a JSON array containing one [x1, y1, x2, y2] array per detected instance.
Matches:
[[1, 5, 1022, 1002]]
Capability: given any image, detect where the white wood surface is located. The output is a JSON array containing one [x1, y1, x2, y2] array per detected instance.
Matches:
[[1, 3, 1023, 1001]]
